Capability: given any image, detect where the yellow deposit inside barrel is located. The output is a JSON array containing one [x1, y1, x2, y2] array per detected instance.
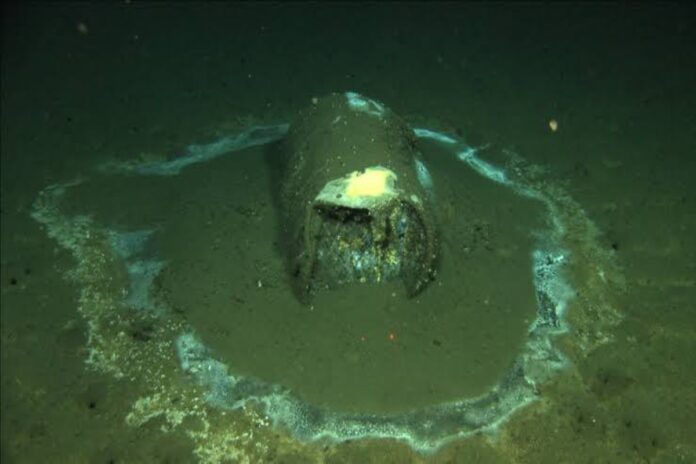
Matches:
[[345, 167, 396, 198]]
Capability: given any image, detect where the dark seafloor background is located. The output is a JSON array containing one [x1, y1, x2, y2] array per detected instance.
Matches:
[[2, 2, 695, 463]]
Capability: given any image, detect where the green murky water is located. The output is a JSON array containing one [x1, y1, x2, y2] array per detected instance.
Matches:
[[2, 3, 695, 463]]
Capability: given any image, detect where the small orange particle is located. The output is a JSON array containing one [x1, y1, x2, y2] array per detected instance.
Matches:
[[548, 119, 559, 132], [388, 332, 396, 341]]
